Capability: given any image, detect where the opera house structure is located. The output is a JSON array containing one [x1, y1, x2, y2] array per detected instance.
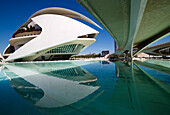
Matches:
[[3, 8, 100, 62]]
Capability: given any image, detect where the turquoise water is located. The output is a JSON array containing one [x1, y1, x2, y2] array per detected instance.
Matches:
[[0, 60, 169, 115]]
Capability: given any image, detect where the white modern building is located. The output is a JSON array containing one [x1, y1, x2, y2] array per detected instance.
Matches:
[[3, 8, 100, 62]]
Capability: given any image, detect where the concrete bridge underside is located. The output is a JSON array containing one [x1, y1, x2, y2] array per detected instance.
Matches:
[[77, 0, 170, 57], [142, 41, 170, 56]]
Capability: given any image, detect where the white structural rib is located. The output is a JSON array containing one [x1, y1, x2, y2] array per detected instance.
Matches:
[[6, 14, 98, 61]]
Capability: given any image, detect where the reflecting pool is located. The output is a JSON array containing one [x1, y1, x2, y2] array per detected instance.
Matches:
[[0, 60, 169, 115]]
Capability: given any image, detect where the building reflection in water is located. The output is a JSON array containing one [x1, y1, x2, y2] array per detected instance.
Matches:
[[0, 60, 169, 115], [113, 60, 170, 114], [3, 61, 102, 114], [134, 61, 170, 93]]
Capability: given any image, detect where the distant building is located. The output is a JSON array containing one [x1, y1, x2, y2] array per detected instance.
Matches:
[[137, 53, 149, 57], [102, 50, 109, 56]]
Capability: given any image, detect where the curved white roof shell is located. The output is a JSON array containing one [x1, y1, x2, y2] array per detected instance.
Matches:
[[16, 7, 101, 32]]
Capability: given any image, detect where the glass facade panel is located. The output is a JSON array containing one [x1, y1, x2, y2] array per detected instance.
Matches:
[[50, 67, 85, 77], [46, 44, 83, 54]]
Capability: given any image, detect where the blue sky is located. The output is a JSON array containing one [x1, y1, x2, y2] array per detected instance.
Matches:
[[0, 0, 169, 55], [149, 35, 170, 47]]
